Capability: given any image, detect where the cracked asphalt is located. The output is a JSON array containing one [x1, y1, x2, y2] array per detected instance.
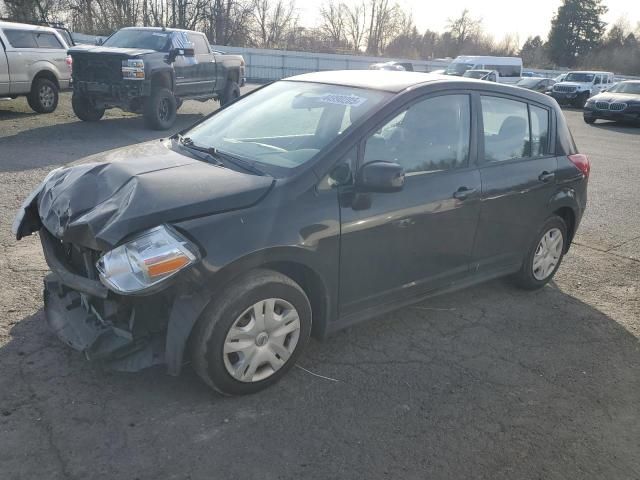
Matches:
[[1, 93, 639, 480]]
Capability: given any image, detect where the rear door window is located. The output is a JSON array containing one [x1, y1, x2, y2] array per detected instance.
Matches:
[[4, 29, 37, 48], [481, 96, 552, 162], [34, 32, 63, 49], [481, 96, 530, 162]]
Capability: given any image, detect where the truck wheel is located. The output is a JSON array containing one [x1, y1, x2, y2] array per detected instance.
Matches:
[[576, 92, 590, 108], [72, 94, 105, 122], [144, 88, 177, 130], [190, 269, 312, 395], [27, 78, 58, 113], [220, 80, 240, 107]]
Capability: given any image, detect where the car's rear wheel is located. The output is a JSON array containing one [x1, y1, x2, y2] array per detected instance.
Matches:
[[27, 78, 58, 113], [144, 88, 177, 130], [190, 269, 312, 395], [220, 80, 240, 107], [512, 215, 567, 290], [72, 94, 105, 122]]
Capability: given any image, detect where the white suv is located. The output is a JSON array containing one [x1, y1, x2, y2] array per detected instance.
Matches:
[[0, 20, 72, 113], [549, 71, 614, 108]]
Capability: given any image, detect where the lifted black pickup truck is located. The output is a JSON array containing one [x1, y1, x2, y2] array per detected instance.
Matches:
[[69, 27, 246, 129]]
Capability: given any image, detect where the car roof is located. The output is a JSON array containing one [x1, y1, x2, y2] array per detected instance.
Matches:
[[287, 70, 472, 93], [567, 71, 613, 75], [0, 20, 59, 33], [119, 26, 199, 34]]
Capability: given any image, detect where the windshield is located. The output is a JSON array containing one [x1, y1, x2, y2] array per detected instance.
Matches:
[[103, 29, 171, 51], [184, 81, 390, 174], [517, 78, 542, 87], [564, 73, 595, 83], [445, 63, 474, 75], [607, 82, 640, 95]]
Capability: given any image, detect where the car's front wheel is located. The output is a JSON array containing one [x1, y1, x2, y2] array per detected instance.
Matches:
[[72, 94, 105, 122], [584, 115, 596, 124], [220, 80, 240, 107], [191, 269, 312, 395], [512, 215, 567, 290]]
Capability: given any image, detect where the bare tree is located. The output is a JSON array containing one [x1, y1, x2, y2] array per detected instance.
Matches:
[[251, 0, 298, 48], [206, 0, 253, 45], [318, 1, 345, 47], [344, 1, 367, 51], [447, 8, 482, 54], [365, 0, 401, 55]]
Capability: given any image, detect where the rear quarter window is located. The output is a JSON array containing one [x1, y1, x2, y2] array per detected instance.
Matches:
[[4, 29, 37, 48]]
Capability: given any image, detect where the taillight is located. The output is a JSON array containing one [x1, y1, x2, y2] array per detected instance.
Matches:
[[65, 55, 73, 74], [568, 153, 590, 178]]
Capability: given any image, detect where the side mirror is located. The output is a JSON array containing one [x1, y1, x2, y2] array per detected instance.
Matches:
[[356, 161, 405, 193], [169, 47, 195, 62]]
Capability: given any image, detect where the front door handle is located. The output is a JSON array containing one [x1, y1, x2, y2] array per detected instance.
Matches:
[[538, 171, 556, 183], [453, 187, 477, 201]]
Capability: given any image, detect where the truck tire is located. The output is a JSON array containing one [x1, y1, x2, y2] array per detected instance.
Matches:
[[575, 91, 590, 108], [72, 94, 105, 122], [27, 78, 58, 113], [144, 87, 177, 130], [220, 80, 240, 107]]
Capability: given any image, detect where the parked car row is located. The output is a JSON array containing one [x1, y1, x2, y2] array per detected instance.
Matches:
[[1, 20, 246, 129]]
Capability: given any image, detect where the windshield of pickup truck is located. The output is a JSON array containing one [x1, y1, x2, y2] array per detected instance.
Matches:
[[184, 81, 390, 173], [564, 73, 595, 83], [102, 29, 171, 51], [445, 63, 474, 75]]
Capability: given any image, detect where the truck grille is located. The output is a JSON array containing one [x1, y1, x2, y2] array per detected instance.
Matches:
[[72, 54, 123, 83], [554, 85, 577, 93]]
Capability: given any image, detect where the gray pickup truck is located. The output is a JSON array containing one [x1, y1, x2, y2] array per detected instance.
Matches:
[[0, 20, 72, 113], [69, 27, 246, 129]]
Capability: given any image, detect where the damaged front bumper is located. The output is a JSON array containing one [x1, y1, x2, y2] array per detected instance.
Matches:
[[39, 229, 210, 375]]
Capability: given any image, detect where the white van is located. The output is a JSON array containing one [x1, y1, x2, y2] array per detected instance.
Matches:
[[445, 56, 523, 84]]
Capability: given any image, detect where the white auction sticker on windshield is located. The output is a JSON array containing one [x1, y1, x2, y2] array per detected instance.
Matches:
[[319, 93, 367, 107]]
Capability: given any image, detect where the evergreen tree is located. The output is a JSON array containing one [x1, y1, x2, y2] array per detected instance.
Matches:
[[547, 0, 607, 66]]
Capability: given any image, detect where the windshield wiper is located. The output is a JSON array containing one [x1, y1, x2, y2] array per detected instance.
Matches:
[[173, 135, 266, 176], [173, 135, 224, 167]]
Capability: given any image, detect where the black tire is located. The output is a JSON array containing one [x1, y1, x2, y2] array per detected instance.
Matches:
[[583, 116, 596, 124], [27, 78, 58, 113], [175, 97, 183, 111], [220, 80, 240, 107], [191, 269, 312, 395], [512, 215, 568, 290], [71, 93, 105, 122], [576, 92, 590, 108], [143, 87, 177, 130]]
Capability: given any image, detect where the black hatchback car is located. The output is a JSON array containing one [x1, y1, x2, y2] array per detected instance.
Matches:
[[13, 71, 589, 395]]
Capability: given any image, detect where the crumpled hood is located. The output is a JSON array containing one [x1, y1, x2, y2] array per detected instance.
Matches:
[[37, 141, 274, 251], [69, 45, 157, 57]]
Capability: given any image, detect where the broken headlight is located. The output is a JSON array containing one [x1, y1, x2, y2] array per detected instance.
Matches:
[[97, 225, 199, 294]]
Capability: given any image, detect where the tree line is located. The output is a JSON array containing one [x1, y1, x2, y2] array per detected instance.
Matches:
[[1, 0, 639, 74]]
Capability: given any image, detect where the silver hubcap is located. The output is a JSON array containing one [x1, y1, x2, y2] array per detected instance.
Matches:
[[223, 298, 301, 383], [39, 85, 55, 108], [532, 227, 563, 280]]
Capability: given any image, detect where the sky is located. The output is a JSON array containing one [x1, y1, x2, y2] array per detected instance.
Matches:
[[298, 0, 640, 44]]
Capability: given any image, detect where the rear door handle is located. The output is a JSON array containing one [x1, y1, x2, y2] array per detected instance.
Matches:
[[538, 171, 556, 183], [453, 187, 477, 201]]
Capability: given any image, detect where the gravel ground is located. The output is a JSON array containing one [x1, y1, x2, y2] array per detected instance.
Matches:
[[0, 92, 639, 480]]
